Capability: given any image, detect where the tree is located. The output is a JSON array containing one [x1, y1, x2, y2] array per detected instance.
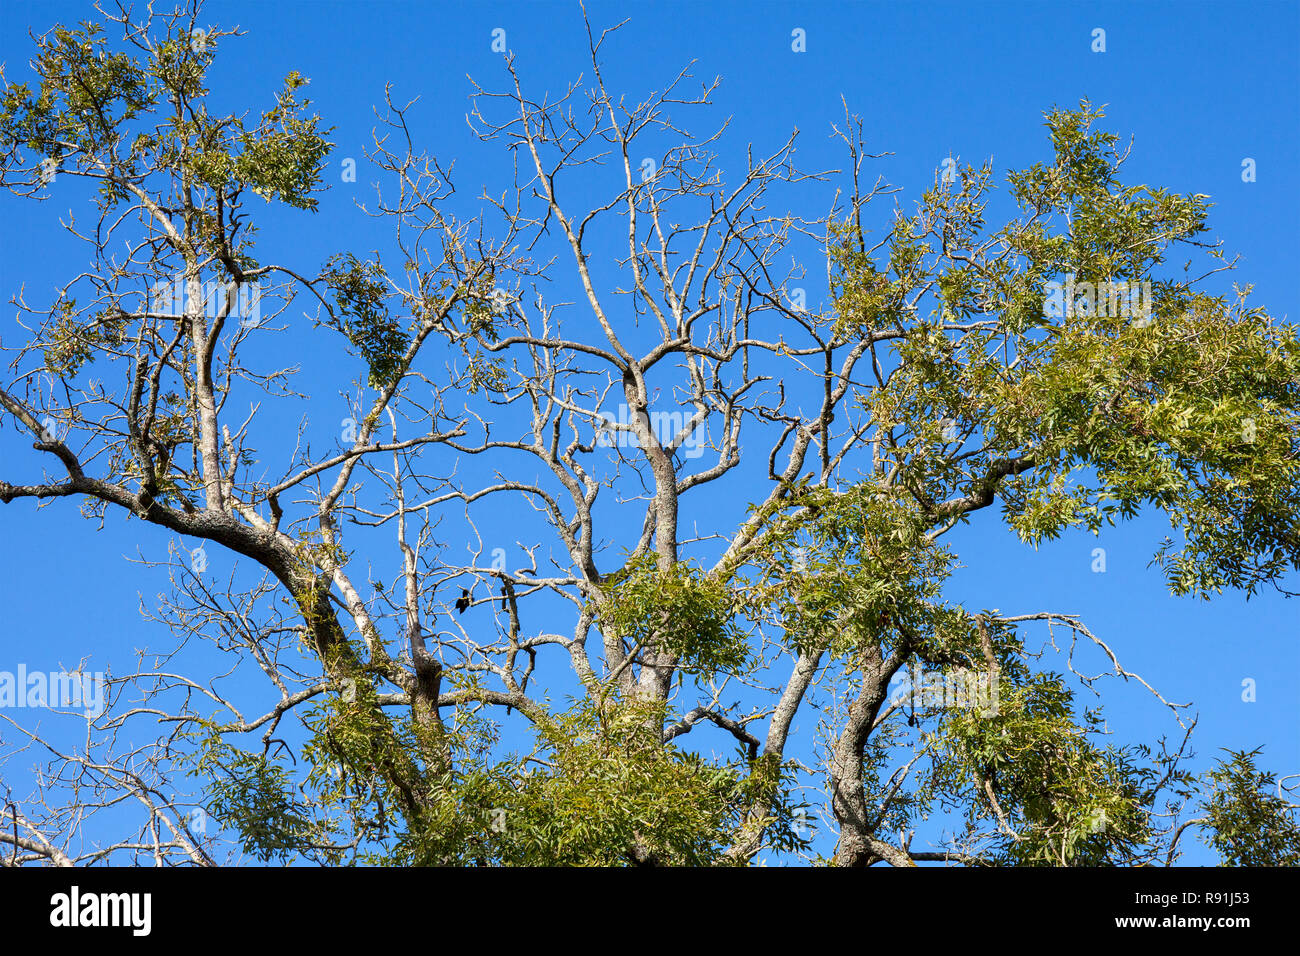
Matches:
[[1, 3, 1297, 867]]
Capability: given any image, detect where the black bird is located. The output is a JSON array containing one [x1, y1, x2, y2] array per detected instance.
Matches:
[[454, 588, 471, 614]]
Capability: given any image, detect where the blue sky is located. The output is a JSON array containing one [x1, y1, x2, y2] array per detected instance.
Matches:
[[1, 0, 1297, 865]]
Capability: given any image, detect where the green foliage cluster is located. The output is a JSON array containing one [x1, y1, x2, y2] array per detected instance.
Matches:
[[1200, 749, 1300, 866], [826, 102, 1300, 601], [0, 22, 154, 170], [195, 672, 442, 865], [746, 480, 956, 659], [924, 675, 1175, 866], [195, 678, 806, 867], [42, 301, 125, 376], [321, 253, 411, 389], [206, 71, 331, 211], [456, 269, 511, 394], [596, 554, 748, 675], [194, 728, 336, 864], [0, 23, 332, 212], [426, 698, 747, 866], [985, 298, 1300, 597]]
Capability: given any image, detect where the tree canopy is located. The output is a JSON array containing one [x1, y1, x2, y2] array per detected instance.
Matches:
[[0, 3, 1297, 867]]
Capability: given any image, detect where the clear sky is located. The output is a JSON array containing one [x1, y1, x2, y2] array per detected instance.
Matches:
[[1, 0, 1297, 865]]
